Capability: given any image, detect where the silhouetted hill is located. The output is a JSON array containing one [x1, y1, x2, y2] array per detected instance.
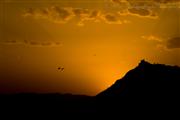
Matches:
[[1, 60, 180, 116], [97, 60, 180, 97]]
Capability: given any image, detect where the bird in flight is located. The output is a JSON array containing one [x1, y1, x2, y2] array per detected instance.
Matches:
[[58, 67, 64, 71]]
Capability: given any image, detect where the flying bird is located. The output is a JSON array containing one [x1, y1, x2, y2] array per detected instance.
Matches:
[[58, 67, 64, 71]]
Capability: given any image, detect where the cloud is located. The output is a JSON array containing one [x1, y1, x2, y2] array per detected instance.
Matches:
[[141, 35, 162, 42], [23, 7, 74, 23], [128, 8, 151, 16], [112, 0, 180, 5], [153, 0, 180, 4], [118, 9, 158, 19], [72, 8, 90, 17], [23, 7, 102, 25], [166, 37, 180, 49], [72, 8, 101, 26], [49, 6, 74, 23], [101, 13, 122, 24], [1, 40, 63, 47], [26, 40, 63, 47], [23, 6, 132, 26], [74, 9, 130, 25], [117, 6, 158, 19], [111, 0, 180, 18], [142, 35, 180, 50], [4, 40, 18, 44]]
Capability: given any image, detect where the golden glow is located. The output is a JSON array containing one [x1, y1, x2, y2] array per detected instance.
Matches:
[[0, 0, 180, 95]]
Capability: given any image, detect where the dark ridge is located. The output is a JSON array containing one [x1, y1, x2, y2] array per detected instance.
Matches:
[[97, 60, 180, 97], [1, 60, 180, 115]]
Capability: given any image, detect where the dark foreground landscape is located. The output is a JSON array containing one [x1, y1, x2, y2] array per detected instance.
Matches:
[[1, 60, 180, 116]]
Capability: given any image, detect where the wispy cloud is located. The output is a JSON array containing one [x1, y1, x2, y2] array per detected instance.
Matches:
[[166, 37, 180, 49], [141, 35, 162, 42], [142, 35, 180, 50], [1, 40, 63, 47]]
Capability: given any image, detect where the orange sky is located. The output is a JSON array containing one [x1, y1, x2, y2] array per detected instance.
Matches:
[[0, 0, 180, 95]]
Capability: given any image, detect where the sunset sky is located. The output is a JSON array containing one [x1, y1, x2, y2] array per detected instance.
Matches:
[[0, 0, 180, 95]]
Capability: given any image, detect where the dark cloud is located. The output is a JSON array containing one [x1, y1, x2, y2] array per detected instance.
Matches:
[[29, 41, 40, 46], [105, 14, 118, 22], [1, 40, 62, 47], [72, 8, 101, 26], [41, 42, 52, 46], [111, 0, 180, 18], [153, 0, 180, 4], [72, 8, 90, 17], [50, 6, 73, 23], [23, 7, 101, 25], [141, 35, 180, 50], [128, 8, 151, 16], [24, 8, 35, 16], [72, 8, 100, 20], [167, 37, 180, 49], [27, 41, 62, 47], [127, 0, 158, 17], [113, 0, 180, 4], [23, 6, 130, 25], [54, 42, 63, 46], [5, 40, 18, 44], [102, 13, 122, 24], [89, 10, 100, 19], [23, 7, 74, 23]]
